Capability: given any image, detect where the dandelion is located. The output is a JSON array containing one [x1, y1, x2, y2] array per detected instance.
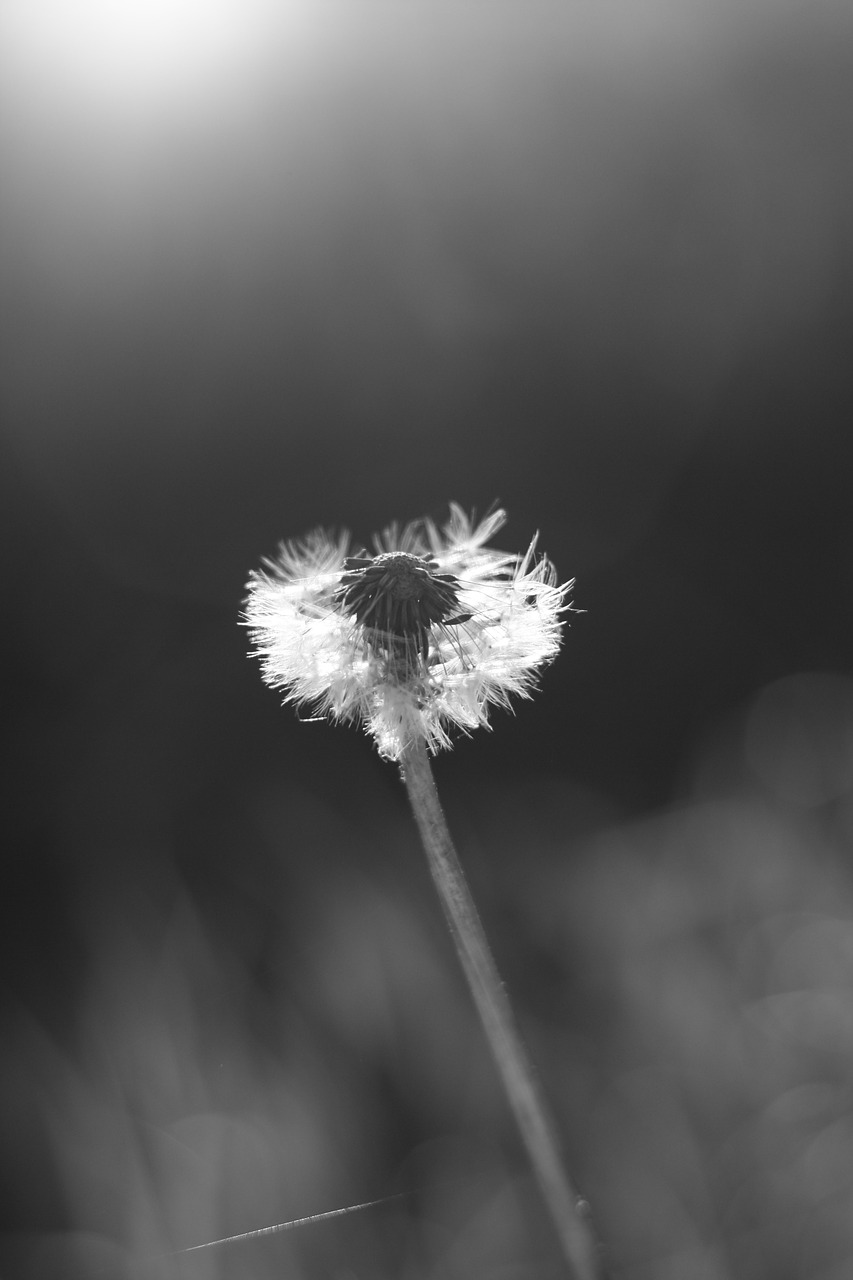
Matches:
[[243, 505, 602, 1280], [243, 503, 570, 760]]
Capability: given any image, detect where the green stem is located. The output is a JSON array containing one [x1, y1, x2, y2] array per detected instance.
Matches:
[[400, 738, 602, 1280]]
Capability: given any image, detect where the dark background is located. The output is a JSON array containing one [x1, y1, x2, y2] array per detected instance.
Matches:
[[2, 3, 853, 1277]]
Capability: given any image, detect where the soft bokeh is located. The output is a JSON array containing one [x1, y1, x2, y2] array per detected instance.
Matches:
[[2, 1, 852, 1276]]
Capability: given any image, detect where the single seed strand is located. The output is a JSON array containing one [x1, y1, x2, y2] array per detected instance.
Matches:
[[154, 1196, 404, 1258]]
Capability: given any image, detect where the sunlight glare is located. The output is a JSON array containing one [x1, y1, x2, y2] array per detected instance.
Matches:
[[2, 0, 296, 110]]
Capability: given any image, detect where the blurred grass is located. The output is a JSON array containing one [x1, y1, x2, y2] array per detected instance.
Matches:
[[3, 673, 853, 1277]]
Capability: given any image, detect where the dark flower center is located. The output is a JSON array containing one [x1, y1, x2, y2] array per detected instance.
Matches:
[[336, 552, 468, 656]]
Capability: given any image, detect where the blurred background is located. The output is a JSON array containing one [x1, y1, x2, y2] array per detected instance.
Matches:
[[2, 0, 853, 1276]]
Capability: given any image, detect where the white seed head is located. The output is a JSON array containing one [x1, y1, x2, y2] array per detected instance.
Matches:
[[243, 504, 573, 761]]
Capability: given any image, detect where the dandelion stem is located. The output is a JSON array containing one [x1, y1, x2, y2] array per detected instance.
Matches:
[[400, 737, 602, 1280]]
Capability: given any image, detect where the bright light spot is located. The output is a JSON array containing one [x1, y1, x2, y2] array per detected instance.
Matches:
[[1, 0, 294, 112]]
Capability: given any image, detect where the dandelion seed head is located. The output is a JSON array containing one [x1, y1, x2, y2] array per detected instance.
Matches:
[[336, 551, 466, 655], [243, 504, 573, 761]]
